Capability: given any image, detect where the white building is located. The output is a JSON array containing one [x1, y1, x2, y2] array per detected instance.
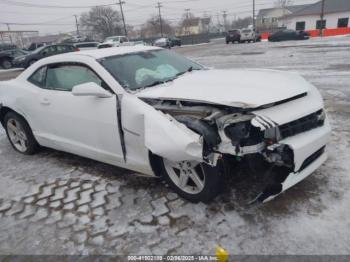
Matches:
[[280, 0, 350, 31], [256, 4, 311, 31]]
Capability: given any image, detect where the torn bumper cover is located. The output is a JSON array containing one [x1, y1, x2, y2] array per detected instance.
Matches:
[[257, 119, 331, 202]]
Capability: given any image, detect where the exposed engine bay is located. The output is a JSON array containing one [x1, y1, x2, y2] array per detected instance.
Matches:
[[142, 98, 327, 202]]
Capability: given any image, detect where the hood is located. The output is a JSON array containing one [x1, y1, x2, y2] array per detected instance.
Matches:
[[136, 69, 310, 108]]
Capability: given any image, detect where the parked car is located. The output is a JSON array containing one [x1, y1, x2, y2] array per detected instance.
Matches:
[[169, 37, 182, 47], [226, 29, 241, 44], [73, 42, 100, 50], [240, 28, 256, 43], [255, 33, 262, 42], [268, 30, 310, 42], [12, 44, 78, 68], [26, 42, 47, 52], [0, 49, 29, 69], [98, 36, 131, 48], [153, 38, 171, 48], [0, 43, 17, 52], [0, 46, 331, 203], [132, 41, 149, 46]]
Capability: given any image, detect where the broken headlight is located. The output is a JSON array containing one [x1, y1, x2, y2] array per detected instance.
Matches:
[[224, 122, 264, 146]]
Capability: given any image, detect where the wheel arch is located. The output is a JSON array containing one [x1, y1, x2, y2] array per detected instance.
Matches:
[[0, 106, 28, 128], [148, 151, 163, 177]]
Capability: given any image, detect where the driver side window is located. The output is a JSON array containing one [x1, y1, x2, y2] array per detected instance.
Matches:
[[45, 64, 104, 92]]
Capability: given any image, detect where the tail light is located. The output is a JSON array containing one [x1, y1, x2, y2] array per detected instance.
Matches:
[[75, 48, 80, 52]]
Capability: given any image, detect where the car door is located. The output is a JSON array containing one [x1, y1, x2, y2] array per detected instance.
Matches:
[[56, 45, 75, 54], [25, 62, 124, 164], [40, 46, 57, 59]]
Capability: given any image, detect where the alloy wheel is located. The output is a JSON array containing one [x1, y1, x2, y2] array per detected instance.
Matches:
[[163, 160, 205, 194], [7, 118, 28, 152]]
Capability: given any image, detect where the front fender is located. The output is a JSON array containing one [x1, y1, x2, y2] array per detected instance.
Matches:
[[121, 95, 203, 162]]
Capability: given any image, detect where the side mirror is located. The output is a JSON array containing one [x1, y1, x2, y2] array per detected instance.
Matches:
[[72, 82, 113, 98]]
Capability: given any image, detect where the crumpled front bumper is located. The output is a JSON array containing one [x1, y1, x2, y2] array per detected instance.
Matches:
[[259, 119, 331, 202]]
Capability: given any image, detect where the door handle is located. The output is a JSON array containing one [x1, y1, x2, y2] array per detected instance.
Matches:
[[40, 98, 51, 105]]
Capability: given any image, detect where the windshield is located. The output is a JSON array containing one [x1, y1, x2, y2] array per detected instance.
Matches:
[[100, 49, 204, 91], [242, 29, 252, 33], [33, 45, 47, 54]]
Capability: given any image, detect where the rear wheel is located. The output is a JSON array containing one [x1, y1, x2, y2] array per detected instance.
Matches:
[[4, 112, 40, 155], [1, 59, 12, 69], [159, 158, 222, 203]]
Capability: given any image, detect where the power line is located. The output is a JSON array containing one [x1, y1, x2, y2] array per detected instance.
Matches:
[[0, 0, 115, 9], [156, 2, 163, 37], [117, 0, 128, 36]]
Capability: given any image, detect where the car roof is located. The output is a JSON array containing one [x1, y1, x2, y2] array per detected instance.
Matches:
[[59, 45, 161, 60]]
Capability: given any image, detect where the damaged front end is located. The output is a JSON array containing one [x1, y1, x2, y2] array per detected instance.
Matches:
[[141, 98, 330, 203]]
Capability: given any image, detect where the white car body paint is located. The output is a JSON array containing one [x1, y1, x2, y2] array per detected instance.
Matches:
[[136, 69, 309, 108], [0, 45, 331, 202], [122, 95, 203, 162]]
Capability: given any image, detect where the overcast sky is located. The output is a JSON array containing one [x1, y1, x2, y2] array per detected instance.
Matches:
[[0, 0, 317, 35]]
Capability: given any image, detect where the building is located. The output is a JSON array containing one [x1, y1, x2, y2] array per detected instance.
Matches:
[[177, 17, 211, 36], [0, 30, 39, 48], [280, 0, 350, 33], [257, 4, 311, 31]]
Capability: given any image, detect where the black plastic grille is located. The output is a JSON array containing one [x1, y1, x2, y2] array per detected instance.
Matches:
[[279, 110, 325, 139]]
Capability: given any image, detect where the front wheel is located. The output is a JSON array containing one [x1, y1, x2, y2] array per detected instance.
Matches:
[[4, 112, 40, 155], [160, 159, 222, 203]]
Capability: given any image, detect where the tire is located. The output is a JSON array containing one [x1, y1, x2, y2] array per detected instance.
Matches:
[[157, 157, 223, 203], [4, 112, 40, 155], [1, 59, 12, 70]]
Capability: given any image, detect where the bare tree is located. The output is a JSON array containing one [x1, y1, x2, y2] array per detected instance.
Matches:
[[231, 16, 253, 29], [274, 0, 293, 8], [180, 11, 196, 28], [80, 6, 123, 40], [140, 15, 174, 38]]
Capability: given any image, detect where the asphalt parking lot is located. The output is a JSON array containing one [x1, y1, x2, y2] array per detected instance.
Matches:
[[0, 37, 350, 255]]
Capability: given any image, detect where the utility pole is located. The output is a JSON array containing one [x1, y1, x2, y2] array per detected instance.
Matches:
[[253, 0, 256, 32], [156, 2, 163, 37], [6, 23, 13, 44], [184, 8, 191, 35], [222, 11, 228, 31], [320, 0, 325, 36], [74, 15, 80, 36], [117, 0, 127, 37]]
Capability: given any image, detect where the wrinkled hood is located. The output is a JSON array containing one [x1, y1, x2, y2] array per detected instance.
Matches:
[[137, 69, 311, 108]]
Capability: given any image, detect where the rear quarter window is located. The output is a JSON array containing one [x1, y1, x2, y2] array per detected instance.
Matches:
[[28, 66, 47, 88]]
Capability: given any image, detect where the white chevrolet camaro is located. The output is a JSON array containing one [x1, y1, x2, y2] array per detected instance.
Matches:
[[0, 46, 331, 203]]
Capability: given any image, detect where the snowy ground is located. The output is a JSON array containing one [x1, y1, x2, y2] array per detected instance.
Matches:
[[0, 36, 350, 255]]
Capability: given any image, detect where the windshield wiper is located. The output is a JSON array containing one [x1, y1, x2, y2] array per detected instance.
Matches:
[[142, 80, 166, 89], [141, 67, 200, 89], [175, 66, 194, 77]]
